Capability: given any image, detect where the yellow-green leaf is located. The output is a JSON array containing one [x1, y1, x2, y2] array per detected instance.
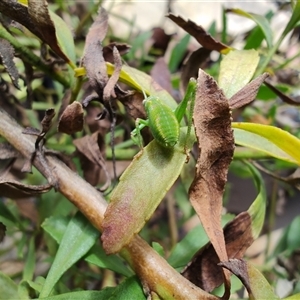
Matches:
[[219, 49, 260, 99], [233, 122, 300, 165]]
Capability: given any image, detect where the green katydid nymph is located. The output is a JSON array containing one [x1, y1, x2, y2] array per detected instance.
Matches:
[[131, 78, 197, 151]]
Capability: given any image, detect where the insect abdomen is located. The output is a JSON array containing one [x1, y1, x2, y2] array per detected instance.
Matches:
[[144, 96, 180, 148]]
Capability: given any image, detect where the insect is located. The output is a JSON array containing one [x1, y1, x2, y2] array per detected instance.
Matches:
[[131, 78, 197, 152]]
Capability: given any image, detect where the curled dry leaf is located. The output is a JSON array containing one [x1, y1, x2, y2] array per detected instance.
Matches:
[[22, 108, 55, 173], [182, 212, 253, 292], [150, 57, 173, 95], [0, 38, 20, 89], [188, 69, 234, 296], [83, 8, 109, 97], [73, 132, 110, 190], [103, 42, 131, 63], [181, 47, 212, 92], [219, 259, 279, 299], [264, 80, 300, 106], [103, 46, 122, 101], [0, 179, 52, 199], [167, 14, 231, 53], [229, 73, 269, 109], [58, 101, 84, 135], [0, 1, 44, 43], [27, 0, 73, 64]]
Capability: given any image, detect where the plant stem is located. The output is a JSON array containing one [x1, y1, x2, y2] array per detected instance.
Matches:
[[0, 25, 70, 88]]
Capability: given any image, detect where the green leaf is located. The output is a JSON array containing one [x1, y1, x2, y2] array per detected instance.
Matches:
[[244, 11, 274, 50], [39, 212, 99, 297], [32, 289, 115, 300], [169, 34, 190, 73], [245, 162, 267, 239], [49, 11, 76, 67], [43, 216, 132, 277], [85, 245, 133, 277], [23, 237, 36, 281], [218, 49, 260, 99], [102, 128, 195, 254], [42, 216, 70, 244], [273, 216, 300, 257], [233, 123, 300, 165], [0, 201, 21, 229], [152, 242, 165, 257], [281, 1, 300, 40], [287, 216, 300, 253], [108, 276, 145, 300], [227, 9, 273, 48], [0, 271, 20, 300]]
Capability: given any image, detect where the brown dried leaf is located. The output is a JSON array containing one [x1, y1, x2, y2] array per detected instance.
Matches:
[[0, 222, 6, 243], [41, 108, 56, 134], [151, 27, 173, 55], [182, 212, 253, 292], [103, 46, 122, 101], [73, 132, 110, 189], [150, 57, 173, 95], [27, 0, 71, 63], [58, 101, 84, 134], [83, 8, 109, 97], [229, 73, 269, 109], [22, 108, 55, 173], [167, 14, 231, 53], [219, 259, 279, 299], [103, 42, 131, 63], [189, 69, 234, 295], [0, 179, 52, 198], [22, 127, 41, 136], [0, 1, 42, 42], [0, 38, 20, 89], [264, 80, 300, 106], [181, 47, 211, 92]]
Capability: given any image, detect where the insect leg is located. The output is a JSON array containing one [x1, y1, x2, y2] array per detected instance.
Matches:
[[131, 119, 149, 149]]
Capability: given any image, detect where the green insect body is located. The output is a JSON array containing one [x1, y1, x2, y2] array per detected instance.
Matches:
[[144, 96, 180, 148], [132, 78, 197, 150]]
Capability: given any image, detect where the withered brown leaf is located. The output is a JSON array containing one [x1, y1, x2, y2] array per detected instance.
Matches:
[[229, 73, 269, 109], [58, 101, 84, 135], [103, 42, 131, 63], [181, 47, 211, 92], [0, 38, 20, 89], [27, 0, 71, 63], [0, 179, 52, 198], [182, 212, 253, 292], [73, 132, 110, 190], [167, 14, 231, 53], [150, 57, 173, 95], [188, 69, 234, 296], [83, 8, 109, 97], [264, 79, 300, 106]]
